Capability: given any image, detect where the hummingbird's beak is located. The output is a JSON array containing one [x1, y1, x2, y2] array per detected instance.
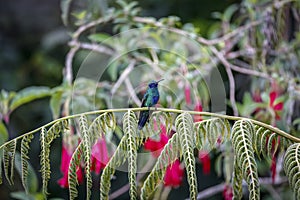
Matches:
[[156, 79, 164, 83]]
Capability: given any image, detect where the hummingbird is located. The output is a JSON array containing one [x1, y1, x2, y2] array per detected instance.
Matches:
[[138, 79, 164, 130]]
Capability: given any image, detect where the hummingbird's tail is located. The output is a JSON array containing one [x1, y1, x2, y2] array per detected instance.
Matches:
[[138, 110, 150, 130]]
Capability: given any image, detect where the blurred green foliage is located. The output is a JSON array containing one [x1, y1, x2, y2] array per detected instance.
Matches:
[[1, 0, 300, 199]]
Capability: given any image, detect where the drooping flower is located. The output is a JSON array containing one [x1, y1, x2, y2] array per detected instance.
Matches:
[[164, 159, 184, 187], [184, 84, 191, 105], [269, 136, 280, 183], [57, 144, 84, 188], [144, 125, 168, 158], [144, 124, 185, 188], [253, 90, 262, 103], [269, 91, 283, 120], [194, 100, 203, 122], [270, 155, 277, 183], [91, 138, 109, 174], [198, 150, 211, 175], [222, 184, 233, 200], [252, 90, 284, 121]]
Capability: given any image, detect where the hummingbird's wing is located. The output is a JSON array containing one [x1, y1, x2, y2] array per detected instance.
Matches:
[[138, 93, 150, 130], [140, 93, 148, 107]]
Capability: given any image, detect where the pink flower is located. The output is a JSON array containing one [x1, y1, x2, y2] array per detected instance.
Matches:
[[57, 144, 83, 188], [91, 138, 109, 174], [269, 136, 280, 183], [144, 125, 185, 188], [270, 155, 277, 183], [198, 150, 211, 175], [222, 184, 233, 200], [144, 125, 168, 158], [253, 90, 262, 103], [184, 84, 191, 105], [194, 100, 203, 122], [164, 159, 184, 187], [269, 91, 283, 120]]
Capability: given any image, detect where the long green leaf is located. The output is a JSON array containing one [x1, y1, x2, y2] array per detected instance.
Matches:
[[21, 134, 34, 193], [231, 120, 259, 200], [15, 152, 38, 194], [176, 112, 197, 200], [3, 139, 17, 185], [79, 115, 92, 200], [140, 133, 180, 199], [69, 143, 83, 200], [40, 127, 50, 197], [60, 0, 73, 26], [0, 121, 9, 146], [10, 86, 51, 112], [284, 143, 300, 199], [123, 110, 138, 199], [100, 134, 128, 200]]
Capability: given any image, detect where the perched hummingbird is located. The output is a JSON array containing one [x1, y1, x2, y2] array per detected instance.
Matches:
[[138, 79, 164, 130]]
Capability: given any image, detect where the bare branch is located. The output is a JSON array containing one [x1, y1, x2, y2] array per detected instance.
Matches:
[[184, 177, 288, 200], [210, 46, 239, 116], [65, 46, 79, 84], [133, 16, 211, 45], [111, 60, 136, 95], [109, 158, 156, 199], [230, 64, 271, 79], [125, 78, 142, 106], [72, 14, 116, 39], [69, 41, 115, 55], [207, 20, 263, 45]]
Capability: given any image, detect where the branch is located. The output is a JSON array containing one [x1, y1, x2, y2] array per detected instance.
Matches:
[[210, 46, 238, 116], [133, 17, 211, 45], [133, 17, 262, 46], [65, 12, 117, 83], [111, 60, 136, 95], [184, 177, 288, 200], [72, 13, 116, 39], [109, 157, 156, 199], [68, 41, 115, 55], [65, 46, 78, 84], [125, 78, 142, 106], [230, 63, 271, 79], [207, 20, 263, 45], [2, 107, 300, 150]]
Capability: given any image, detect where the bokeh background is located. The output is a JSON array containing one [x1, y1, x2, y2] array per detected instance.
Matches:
[[1, 0, 299, 199]]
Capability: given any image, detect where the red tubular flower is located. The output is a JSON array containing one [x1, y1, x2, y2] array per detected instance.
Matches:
[[269, 91, 283, 120], [144, 124, 185, 188], [269, 136, 280, 183], [253, 90, 262, 103], [144, 129, 168, 158], [184, 84, 191, 105], [164, 159, 184, 187], [198, 150, 211, 175], [222, 184, 233, 200], [270, 155, 277, 183], [91, 138, 109, 174], [194, 100, 203, 122], [57, 144, 83, 188]]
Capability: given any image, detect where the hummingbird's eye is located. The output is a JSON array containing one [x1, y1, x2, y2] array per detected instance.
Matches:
[[149, 83, 155, 88]]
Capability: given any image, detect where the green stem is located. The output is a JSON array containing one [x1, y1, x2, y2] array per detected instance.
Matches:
[[1, 107, 299, 149]]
